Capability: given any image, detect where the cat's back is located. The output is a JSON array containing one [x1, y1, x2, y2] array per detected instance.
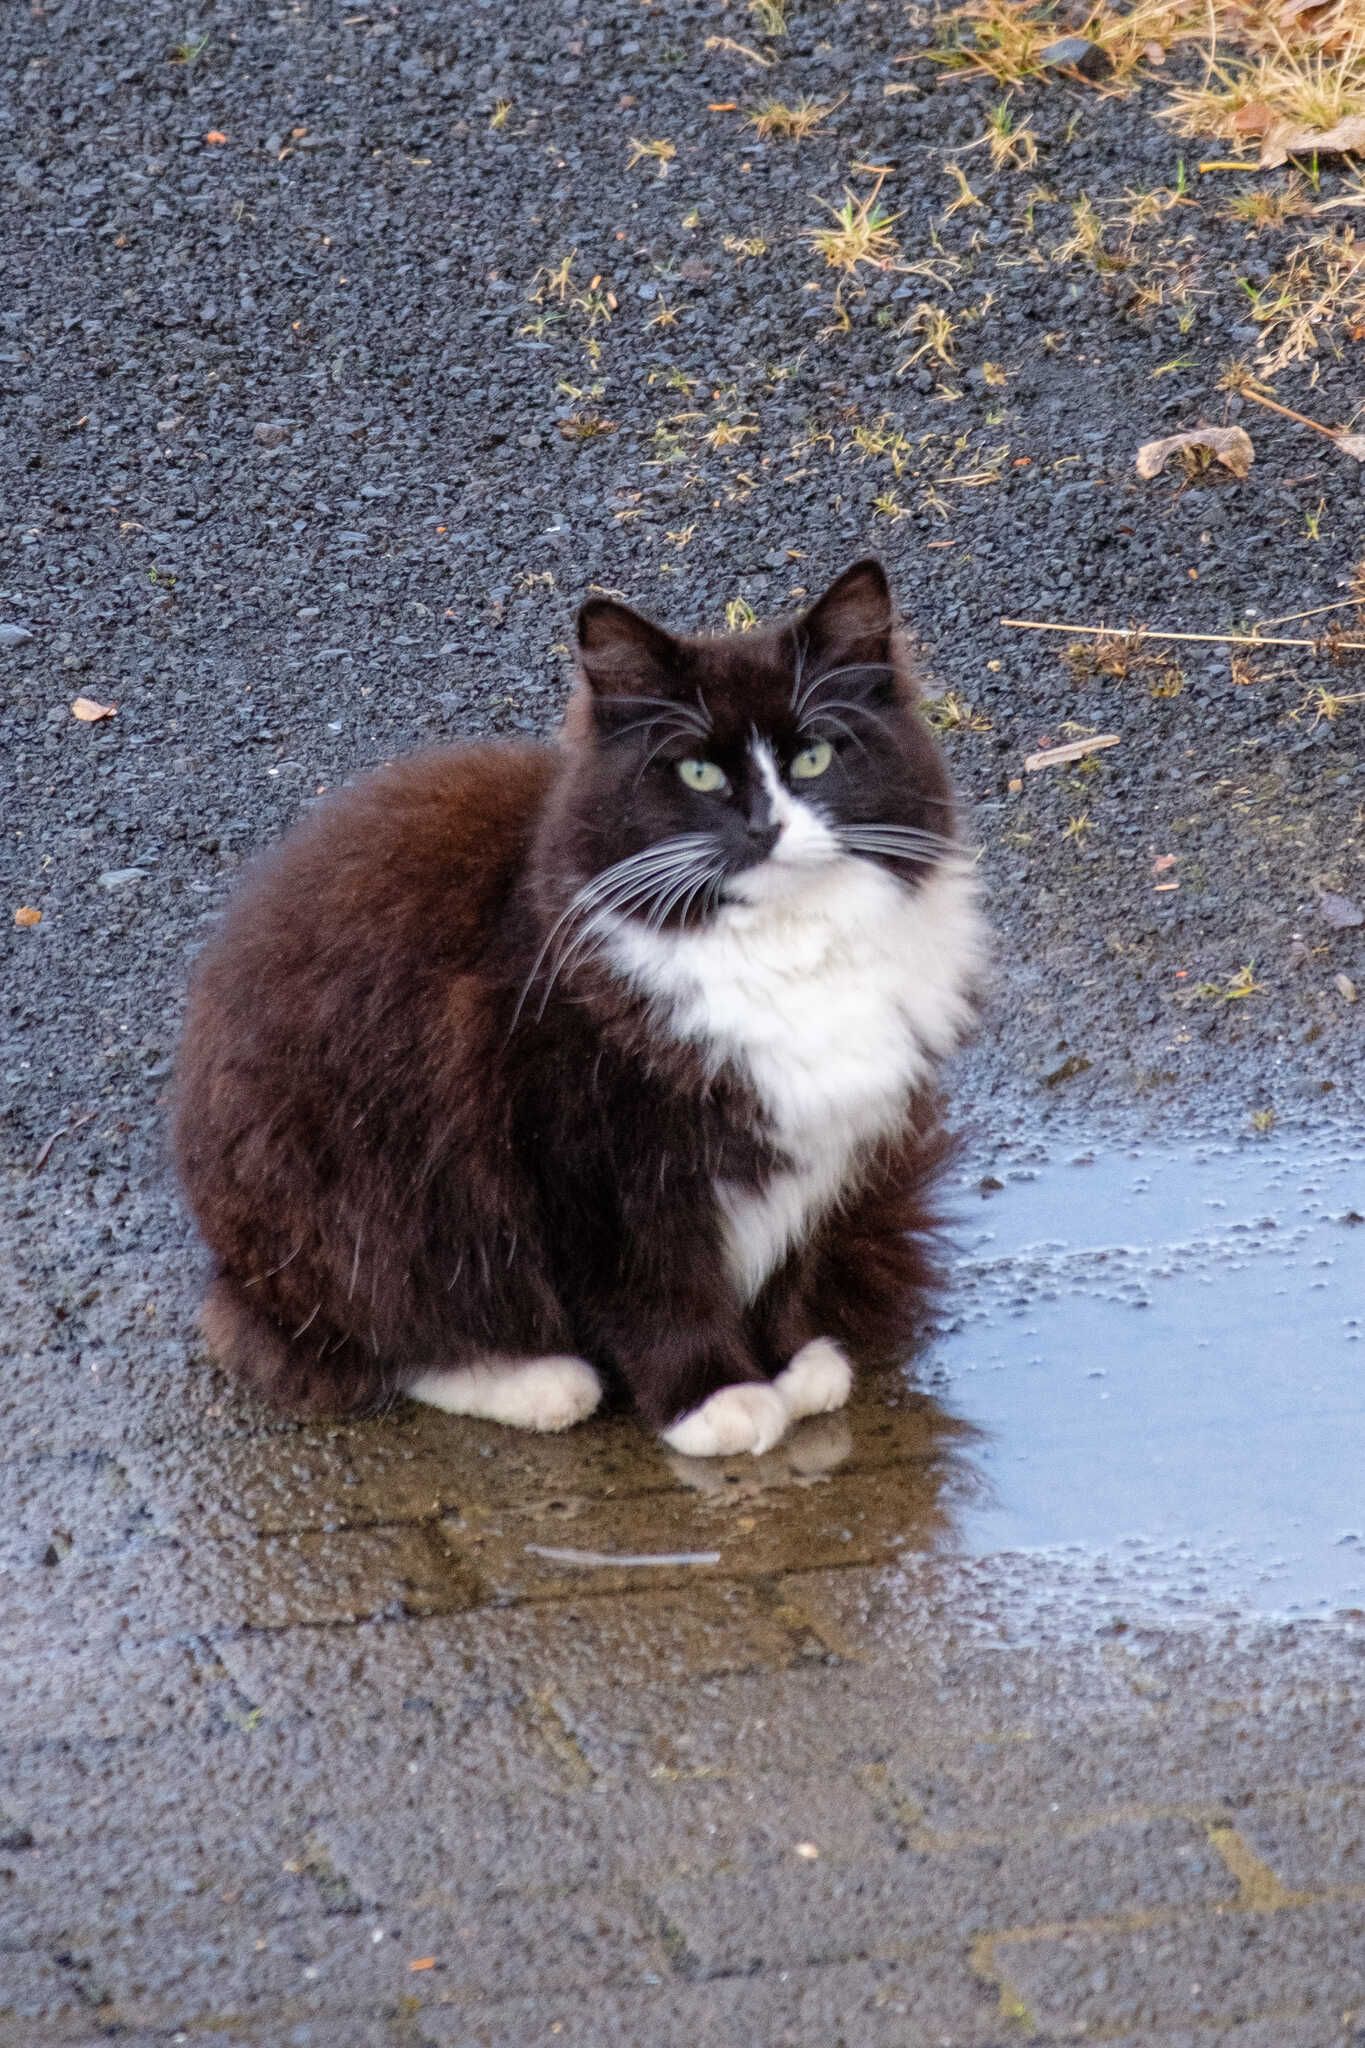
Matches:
[[185, 740, 557, 1035]]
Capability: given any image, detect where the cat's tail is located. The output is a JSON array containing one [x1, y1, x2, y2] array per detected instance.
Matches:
[[200, 1272, 398, 1418]]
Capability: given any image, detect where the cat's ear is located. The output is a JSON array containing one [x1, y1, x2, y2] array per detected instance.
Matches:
[[800, 558, 895, 671], [577, 597, 681, 698]]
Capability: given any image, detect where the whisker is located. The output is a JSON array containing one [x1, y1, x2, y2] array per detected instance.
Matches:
[[805, 710, 869, 758], [531, 840, 721, 1016], [602, 712, 705, 749], [673, 858, 727, 931], [599, 693, 709, 736], [799, 695, 899, 746], [543, 859, 704, 1005], [840, 825, 962, 854], [793, 659, 899, 723], [509, 838, 713, 1033]]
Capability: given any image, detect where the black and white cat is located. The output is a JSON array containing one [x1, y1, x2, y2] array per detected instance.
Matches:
[[174, 559, 986, 1455]]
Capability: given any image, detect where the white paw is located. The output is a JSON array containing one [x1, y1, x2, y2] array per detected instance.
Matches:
[[661, 1382, 790, 1459], [407, 1355, 603, 1432], [773, 1338, 853, 1421]]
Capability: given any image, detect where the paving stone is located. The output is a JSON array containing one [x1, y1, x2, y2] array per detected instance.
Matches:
[[319, 1768, 900, 1906], [1238, 1787, 1365, 1890], [419, 1956, 1005, 2047], [0, 1641, 219, 1747], [220, 1589, 797, 1723], [0, 1952, 87, 2021], [778, 1561, 1139, 1721], [438, 1462, 961, 1597], [651, 1817, 1236, 1974], [0, 1824, 330, 1947], [1062, 2023, 1365, 2048], [128, 1430, 479, 1540], [75, 1891, 663, 2026], [0, 1526, 480, 1651], [998, 1898, 1365, 2031], [888, 1697, 1365, 1836], [556, 1647, 1142, 1784], [0, 1451, 159, 1570]]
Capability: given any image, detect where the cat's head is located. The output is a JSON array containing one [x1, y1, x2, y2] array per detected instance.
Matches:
[[548, 558, 959, 925]]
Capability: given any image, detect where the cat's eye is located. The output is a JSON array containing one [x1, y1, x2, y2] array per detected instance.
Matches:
[[677, 758, 729, 794], [790, 740, 834, 780]]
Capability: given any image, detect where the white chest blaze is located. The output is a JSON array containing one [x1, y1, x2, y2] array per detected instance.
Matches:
[[604, 808, 986, 1300]]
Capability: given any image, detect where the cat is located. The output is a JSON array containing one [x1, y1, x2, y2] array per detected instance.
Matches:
[[173, 558, 986, 1457]]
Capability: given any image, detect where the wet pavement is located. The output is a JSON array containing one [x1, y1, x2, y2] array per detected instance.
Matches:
[[6, 0, 1365, 2032], [4, 1107, 1365, 2045]]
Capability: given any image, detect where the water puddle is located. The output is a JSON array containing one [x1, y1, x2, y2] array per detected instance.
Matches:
[[923, 1128, 1365, 1616], [453, 1128, 1363, 1624]]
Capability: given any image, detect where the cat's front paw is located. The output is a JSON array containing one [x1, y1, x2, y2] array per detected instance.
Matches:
[[773, 1338, 853, 1421], [661, 1382, 790, 1458]]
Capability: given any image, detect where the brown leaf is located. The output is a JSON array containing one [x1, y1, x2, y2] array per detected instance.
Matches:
[[1335, 972, 1358, 1004], [1279, 0, 1346, 29], [70, 696, 117, 722], [1334, 431, 1365, 463], [14, 906, 42, 928], [1230, 101, 1277, 136], [1135, 425, 1254, 481], [1260, 112, 1365, 169]]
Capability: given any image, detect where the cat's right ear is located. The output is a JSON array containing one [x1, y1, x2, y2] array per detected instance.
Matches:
[[576, 597, 681, 698]]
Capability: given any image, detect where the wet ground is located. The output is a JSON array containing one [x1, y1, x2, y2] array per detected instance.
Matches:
[[5, 0, 1365, 2039], [4, 1107, 1365, 2045]]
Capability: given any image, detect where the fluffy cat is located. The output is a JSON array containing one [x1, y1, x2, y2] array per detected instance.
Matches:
[[173, 559, 986, 1456]]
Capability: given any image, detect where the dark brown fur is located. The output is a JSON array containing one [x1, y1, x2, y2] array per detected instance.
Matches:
[[174, 561, 968, 1426]]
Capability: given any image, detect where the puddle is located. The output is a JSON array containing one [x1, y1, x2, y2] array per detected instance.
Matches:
[[925, 1129, 1365, 1616], [428, 1127, 1363, 1624]]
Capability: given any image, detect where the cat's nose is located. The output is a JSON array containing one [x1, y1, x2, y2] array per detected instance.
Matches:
[[746, 819, 781, 855]]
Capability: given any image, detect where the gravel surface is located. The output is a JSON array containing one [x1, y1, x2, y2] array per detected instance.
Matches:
[[5, 0, 1365, 1166]]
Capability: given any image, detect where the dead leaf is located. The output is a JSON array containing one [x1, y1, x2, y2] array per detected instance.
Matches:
[[408, 1958, 437, 1972], [14, 906, 41, 928], [1334, 432, 1365, 463], [204, 129, 229, 145], [1135, 425, 1254, 481], [70, 696, 117, 722], [1280, 0, 1346, 29], [1335, 972, 1358, 1004], [1260, 112, 1365, 169], [1231, 102, 1277, 137], [1153, 853, 1178, 874]]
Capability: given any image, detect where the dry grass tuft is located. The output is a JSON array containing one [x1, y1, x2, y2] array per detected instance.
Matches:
[[1164, 23, 1365, 153], [1243, 225, 1365, 371], [749, 96, 838, 140], [931, 0, 1207, 90], [807, 168, 903, 273], [1222, 176, 1313, 229]]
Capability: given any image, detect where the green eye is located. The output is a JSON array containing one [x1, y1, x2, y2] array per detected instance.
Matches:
[[677, 758, 729, 794], [791, 740, 834, 780]]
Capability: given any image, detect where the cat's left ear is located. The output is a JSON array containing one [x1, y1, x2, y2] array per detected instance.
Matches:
[[800, 558, 896, 672], [577, 596, 681, 698]]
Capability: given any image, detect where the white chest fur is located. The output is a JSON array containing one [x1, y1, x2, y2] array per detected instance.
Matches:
[[605, 856, 985, 1300]]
